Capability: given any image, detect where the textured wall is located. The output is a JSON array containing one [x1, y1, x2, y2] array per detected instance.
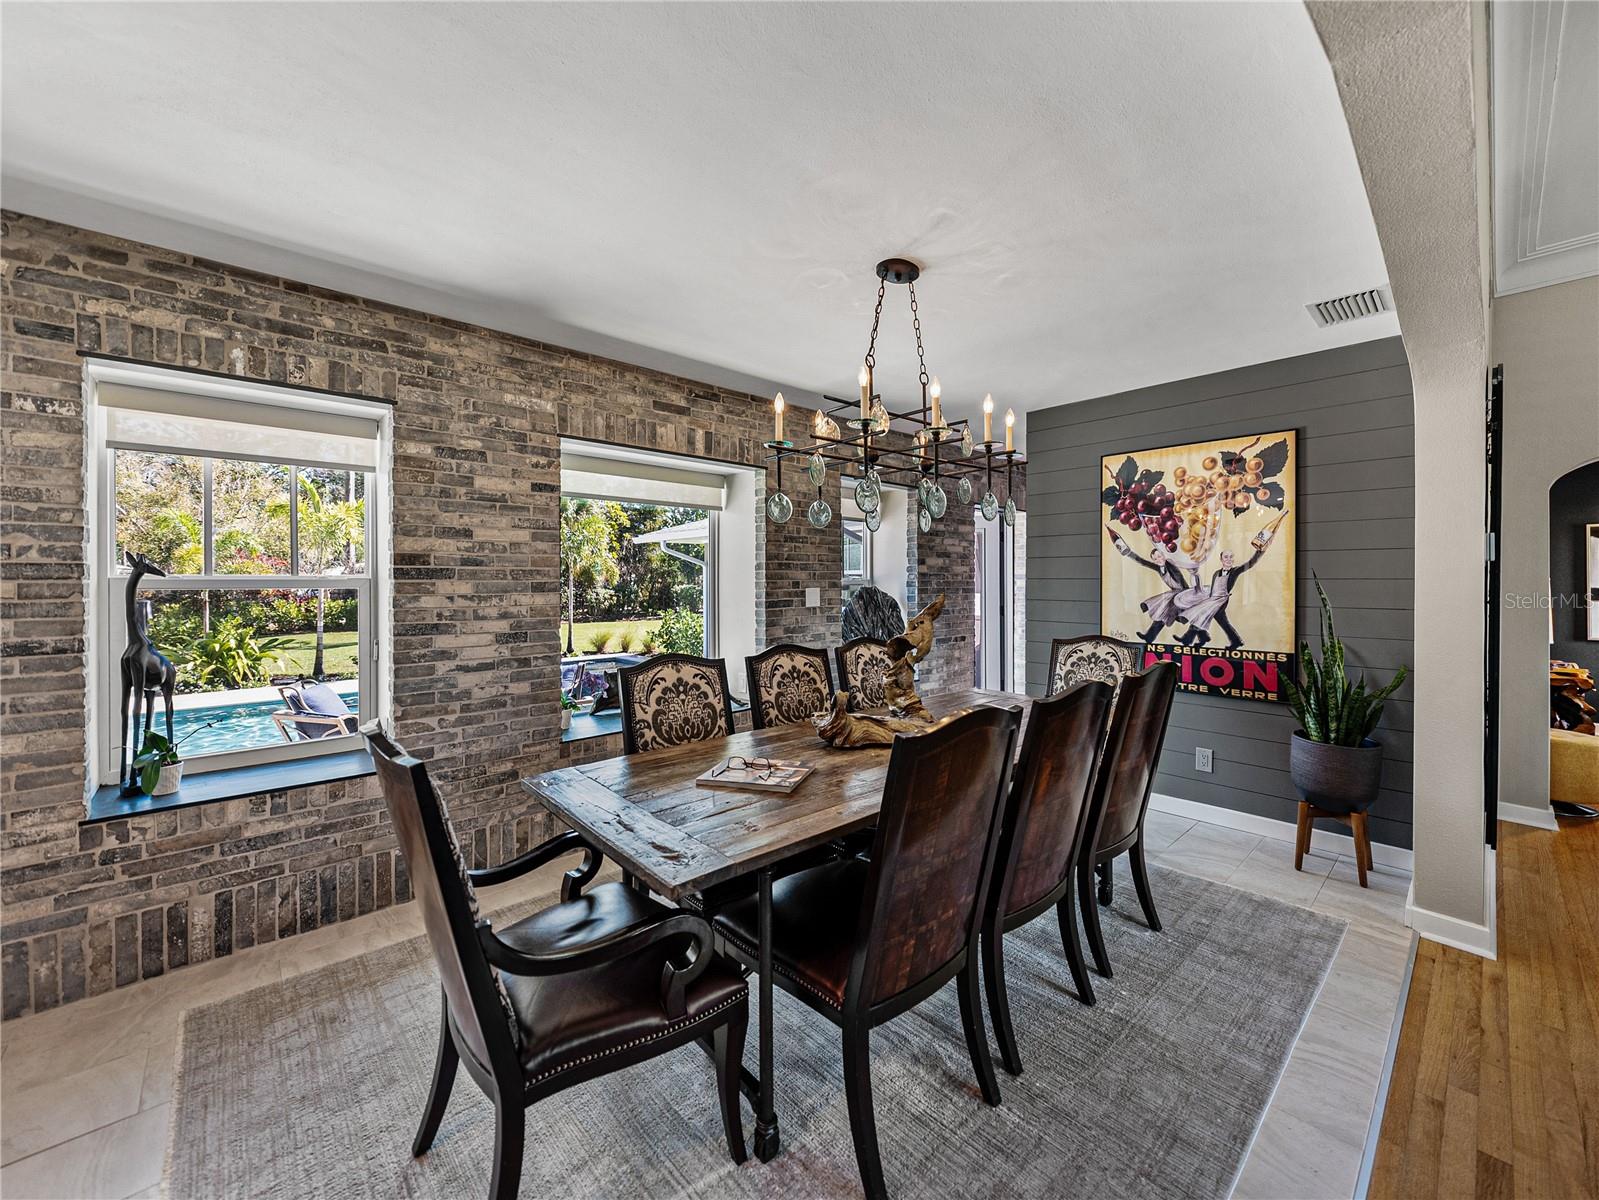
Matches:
[[1026, 337, 1416, 847], [0, 210, 1009, 1018]]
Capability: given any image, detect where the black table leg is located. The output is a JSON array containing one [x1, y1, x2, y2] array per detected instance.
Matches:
[[754, 866, 781, 1161]]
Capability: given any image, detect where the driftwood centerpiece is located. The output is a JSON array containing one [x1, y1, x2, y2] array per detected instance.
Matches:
[[815, 594, 949, 748]]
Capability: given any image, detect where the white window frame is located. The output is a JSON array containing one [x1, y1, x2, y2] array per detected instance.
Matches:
[[85, 360, 392, 785], [842, 515, 872, 581]]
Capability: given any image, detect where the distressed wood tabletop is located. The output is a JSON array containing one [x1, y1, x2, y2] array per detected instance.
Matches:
[[521, 687, 1031, 898]]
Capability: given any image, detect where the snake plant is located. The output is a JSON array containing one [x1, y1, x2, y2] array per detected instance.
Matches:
[[1285, 575, 1408, 746]]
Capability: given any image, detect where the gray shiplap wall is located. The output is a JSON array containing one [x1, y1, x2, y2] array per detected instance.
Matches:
[[1026, 337, 1416, 848]]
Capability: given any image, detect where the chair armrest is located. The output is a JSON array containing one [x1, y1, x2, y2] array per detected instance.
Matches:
[[466, 829, 604, 901], [476, 910, 712, 1019]]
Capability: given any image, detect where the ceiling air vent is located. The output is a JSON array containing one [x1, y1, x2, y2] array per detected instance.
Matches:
[[1305, 285, 1392, 328]]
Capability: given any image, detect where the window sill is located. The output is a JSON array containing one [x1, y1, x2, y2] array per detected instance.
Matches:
[[84, 749, 375, 824]]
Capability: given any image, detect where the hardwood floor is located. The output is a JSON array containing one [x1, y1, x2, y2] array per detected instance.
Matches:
[[1369, 816, 1599, 1200]]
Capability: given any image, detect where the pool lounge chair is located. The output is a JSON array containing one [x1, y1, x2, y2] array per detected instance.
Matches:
[[271, 680, 360, 743]]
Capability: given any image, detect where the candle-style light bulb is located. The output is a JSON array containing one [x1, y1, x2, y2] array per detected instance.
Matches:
[[929, 375, 943, 429], [982, 393, 994, 444], [859, 364, 871, 421], [773, 392, 785, 442], [1005, 407, 1015, 452]]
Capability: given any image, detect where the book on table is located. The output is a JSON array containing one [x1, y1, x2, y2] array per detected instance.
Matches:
[[696, 756, 813, 794]]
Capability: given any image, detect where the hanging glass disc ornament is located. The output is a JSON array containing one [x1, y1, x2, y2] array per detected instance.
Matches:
[[869, 397, 890, 436], [864, 505, 882, 533], [807, 496, 833, 529], [960, 425, 975, 458], [916, 475, 935, 509], [853, 472, 880, 514], [956, 475, 974, 506], [1003, 497, 1017, 527], [806, 453, 826, 488], [766, 491, 793, 523], [980, 491, 1000, 521], [918, 505, 933, 534], [927, 482, 947, 519], [813, 411, 841, 442]]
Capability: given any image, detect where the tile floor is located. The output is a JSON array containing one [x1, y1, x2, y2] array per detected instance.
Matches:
[[0, 809, 1413, 1199]]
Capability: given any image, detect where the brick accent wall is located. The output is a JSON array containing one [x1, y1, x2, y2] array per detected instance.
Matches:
[[0, 210, 1020, 1019]]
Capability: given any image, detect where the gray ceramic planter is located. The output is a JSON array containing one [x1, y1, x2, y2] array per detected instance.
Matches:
[[1289, 731, 1382, 814]]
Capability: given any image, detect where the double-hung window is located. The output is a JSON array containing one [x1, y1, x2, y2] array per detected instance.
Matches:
[[87, 360, 390, 782]]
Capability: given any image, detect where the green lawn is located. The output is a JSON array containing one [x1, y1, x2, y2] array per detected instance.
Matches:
[[559, 618, 661, 655], [273, 630, 359, 679]]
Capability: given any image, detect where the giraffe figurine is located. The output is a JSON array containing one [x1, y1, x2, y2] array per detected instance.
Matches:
[[119, 552, 179, 793]]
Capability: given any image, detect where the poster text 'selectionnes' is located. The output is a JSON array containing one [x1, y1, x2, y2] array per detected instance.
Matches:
[[1100, 431, 1297, 702]]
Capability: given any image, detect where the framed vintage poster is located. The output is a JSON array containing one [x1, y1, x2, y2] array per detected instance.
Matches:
[[1100, 430, 1297, 702]]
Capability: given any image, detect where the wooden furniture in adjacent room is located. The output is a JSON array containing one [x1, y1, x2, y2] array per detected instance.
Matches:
[[368, 731, 750, 1200]]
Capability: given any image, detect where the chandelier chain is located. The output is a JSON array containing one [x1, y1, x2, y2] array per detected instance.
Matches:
[[907, 280, 930, 387], [863, 279, 886, 369]]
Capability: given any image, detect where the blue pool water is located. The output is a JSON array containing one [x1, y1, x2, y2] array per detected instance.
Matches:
[[168, 684, 360, 756]]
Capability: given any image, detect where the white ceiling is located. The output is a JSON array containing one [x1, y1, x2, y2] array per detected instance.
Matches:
[[1490, 0, 1599, 297], [1, 2, 1397, 440]]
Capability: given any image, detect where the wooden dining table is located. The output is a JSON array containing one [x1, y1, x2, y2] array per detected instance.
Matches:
[[520, 686, 1031, 1162]]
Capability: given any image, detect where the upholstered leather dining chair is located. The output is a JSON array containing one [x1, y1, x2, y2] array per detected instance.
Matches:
[[1078, 661, 1179, 978], [618, 653, 736, 754], [981, 679, 1115, 1077], [745, 643, 834, 729], [366, 730, 750, 1200], [709, 705, 1023, 1200], [834, 637, 894, 710], [1045, 634, 1138, 696]]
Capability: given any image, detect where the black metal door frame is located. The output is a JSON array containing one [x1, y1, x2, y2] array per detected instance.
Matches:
[[1484, 364, 1503, 848]]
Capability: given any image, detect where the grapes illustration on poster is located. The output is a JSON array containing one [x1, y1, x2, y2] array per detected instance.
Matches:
[[1099, 430, 1297, 702]]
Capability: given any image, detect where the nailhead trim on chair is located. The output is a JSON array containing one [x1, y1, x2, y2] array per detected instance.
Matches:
[[715, 926, 844, 1010], [522, 992, 746, 1089]]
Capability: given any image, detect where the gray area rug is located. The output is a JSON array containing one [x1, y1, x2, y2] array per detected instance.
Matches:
[[165, 862, 1344, 1199]]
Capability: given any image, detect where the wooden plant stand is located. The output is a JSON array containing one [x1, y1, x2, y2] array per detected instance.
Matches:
[[1295, 801, 1372, 888]]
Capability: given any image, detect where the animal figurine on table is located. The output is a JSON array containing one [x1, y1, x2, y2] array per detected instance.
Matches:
[[119, 552, 179, 794], [817, 593, 948, 747]]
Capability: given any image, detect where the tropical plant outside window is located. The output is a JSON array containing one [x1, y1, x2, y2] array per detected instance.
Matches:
[[111, 450, 372, 765], [559, 498, 708, 664]]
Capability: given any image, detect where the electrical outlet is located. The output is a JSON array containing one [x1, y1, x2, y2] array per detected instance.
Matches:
[[1195, 747, 1214, 773], [804, 587, 821, 608]]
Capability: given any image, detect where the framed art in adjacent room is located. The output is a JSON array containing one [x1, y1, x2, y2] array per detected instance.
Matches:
[[1100, 430, 1297, 702]]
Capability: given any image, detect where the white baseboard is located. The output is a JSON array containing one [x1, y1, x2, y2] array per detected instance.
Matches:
[[1403, 848, 1497, 959], [1498, 801, 1559, 830], [1149, 792, 1414, 872]]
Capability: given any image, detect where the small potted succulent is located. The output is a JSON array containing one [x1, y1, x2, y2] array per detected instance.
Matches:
[[560, 691, 579, 732], [131, 729, 185, 796], [1285, 577, 1409, 814]]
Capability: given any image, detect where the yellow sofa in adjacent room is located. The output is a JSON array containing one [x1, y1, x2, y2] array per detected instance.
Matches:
[[1550, 729, 1599, 808]]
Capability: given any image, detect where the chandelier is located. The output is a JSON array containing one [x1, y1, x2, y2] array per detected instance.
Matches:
[[764, 258, 1022, 533]]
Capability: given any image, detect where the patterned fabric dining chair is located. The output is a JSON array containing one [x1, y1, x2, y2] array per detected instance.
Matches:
[[745, 644, 834, 730], [834, 637, 894, 710], [618, 653, 736, 755], [1046, 635, 1139, 696]]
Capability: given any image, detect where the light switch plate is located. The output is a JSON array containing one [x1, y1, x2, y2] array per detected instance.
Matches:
[[1195, 747, 1214, 773], [805, 587, 821, 608]]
